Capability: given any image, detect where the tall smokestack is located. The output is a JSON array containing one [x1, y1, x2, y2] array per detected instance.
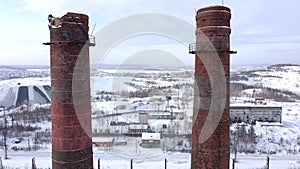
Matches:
[[47, 12, 93, 169], [189, 6, 232, 168]]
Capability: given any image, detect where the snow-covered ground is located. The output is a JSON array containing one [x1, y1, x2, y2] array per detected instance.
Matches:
[[1, 149, 300, 169], [253, 102, 300, 154]]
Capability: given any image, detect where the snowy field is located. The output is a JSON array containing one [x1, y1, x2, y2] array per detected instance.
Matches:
[[1, 149, 300, 169]]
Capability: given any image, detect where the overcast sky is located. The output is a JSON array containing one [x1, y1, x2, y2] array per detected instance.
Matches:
[[0, 0, 299, 66]]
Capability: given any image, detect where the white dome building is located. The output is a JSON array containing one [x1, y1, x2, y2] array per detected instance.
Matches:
[[0, 78, 51, 108]]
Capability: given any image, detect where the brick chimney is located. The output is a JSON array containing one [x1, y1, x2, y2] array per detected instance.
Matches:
[[48, 12, 93, 169], [190, 6, 232, 168]]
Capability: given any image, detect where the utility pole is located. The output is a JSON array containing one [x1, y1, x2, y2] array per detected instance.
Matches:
[[135, 139, 137, 153], [252, 89, 256, 99], [28, 139, 31, 151], [10, 115, 14, 129], [177, 91, 180, 110], [234, 123, 240, 163], [166, 96, 171, 111], [4, 117, 7, 159], [2, 107, 8, 159]]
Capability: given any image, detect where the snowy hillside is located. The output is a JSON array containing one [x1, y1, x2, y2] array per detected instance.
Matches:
[[231, 64, 300, 95]]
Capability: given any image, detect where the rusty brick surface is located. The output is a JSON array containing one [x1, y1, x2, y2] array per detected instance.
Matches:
[[51, 90, 90, 103], [51, 102, 91, 116], [50, 54, 90, 68], [52, 146, 93, 169], [192, 6, 231, 169], [49, 12, 93, 169], [51, 79, 90, 92], [50, 44, 89, 56], [51, 67, 90, 80]]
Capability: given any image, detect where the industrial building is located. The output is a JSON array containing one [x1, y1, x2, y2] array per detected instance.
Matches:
[[230, 105, 282, 123]]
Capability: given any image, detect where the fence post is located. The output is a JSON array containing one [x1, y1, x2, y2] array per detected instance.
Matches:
[[32, 157, 36, 169], [266, 156, 270, 169], [131, 159, 133, 169], [0, 157, 3, 169], [98, 158, 100, 169], [165, 158, 167, 169]]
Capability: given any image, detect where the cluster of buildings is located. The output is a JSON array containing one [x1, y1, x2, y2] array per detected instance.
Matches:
[[91, 97, 283, 152], [93, 109, 186, 135]]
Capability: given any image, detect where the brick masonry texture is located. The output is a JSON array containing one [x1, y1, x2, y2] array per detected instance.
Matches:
[[52, 147, 93, 169], [49, 12, 93, 169], [191, 6, 231, 169]]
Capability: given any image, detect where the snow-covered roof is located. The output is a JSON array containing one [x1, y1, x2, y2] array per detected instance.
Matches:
[[0, 77, 51, 107], [142, 133, 160, 140], [230, 104, 282, 108], [129, 124, 148, 129], [92, 137, 113, 143], [149, 111, 171, 116]]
